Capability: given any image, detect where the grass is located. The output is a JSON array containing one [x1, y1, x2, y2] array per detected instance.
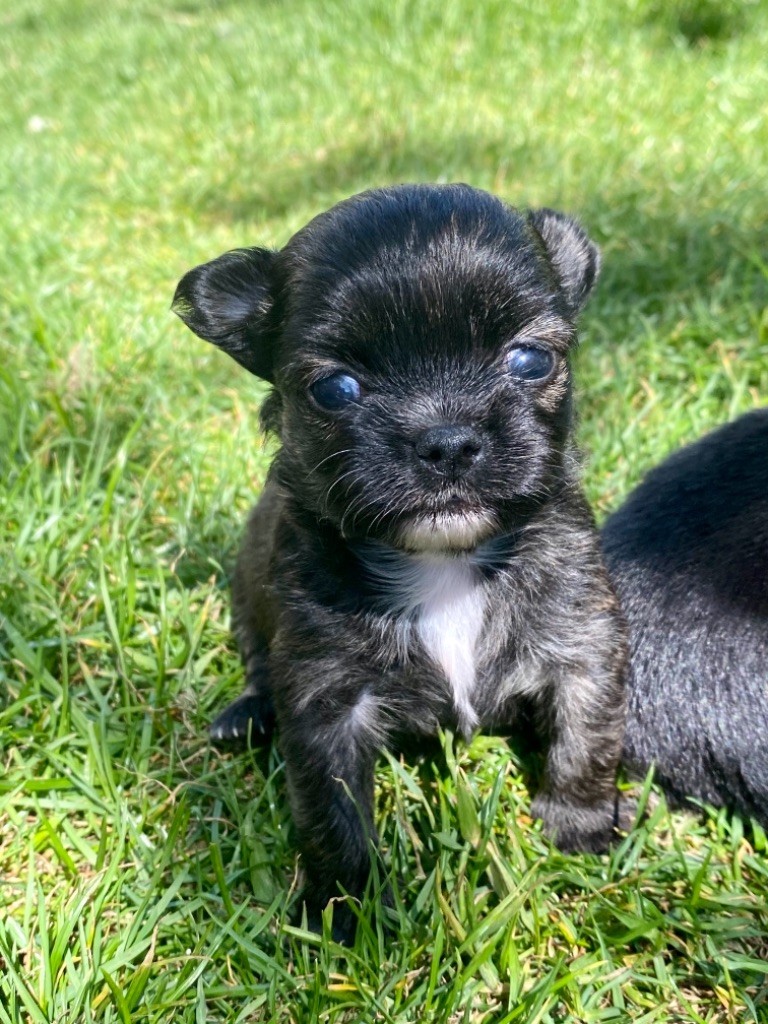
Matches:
[[1, 0, 768, 1020]]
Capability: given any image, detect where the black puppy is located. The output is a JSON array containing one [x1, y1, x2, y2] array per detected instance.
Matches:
[[602, 408, 768, 822], [174, 184, 627, 934]]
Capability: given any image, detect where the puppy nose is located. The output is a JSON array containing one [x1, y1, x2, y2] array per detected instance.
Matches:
[[415, 425, 484, 475]]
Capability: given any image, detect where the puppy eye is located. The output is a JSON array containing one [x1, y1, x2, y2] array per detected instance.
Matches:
[[506, 345, 556, 382], [310, 372, 362, 410]]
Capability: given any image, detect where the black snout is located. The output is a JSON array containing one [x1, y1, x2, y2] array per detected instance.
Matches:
[[415, 425, 484, 476]]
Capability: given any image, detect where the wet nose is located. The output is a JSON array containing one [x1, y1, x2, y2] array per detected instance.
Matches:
[[415, 425, 484, 476]]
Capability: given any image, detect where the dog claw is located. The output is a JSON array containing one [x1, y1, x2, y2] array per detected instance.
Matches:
[[209, 692, 275, 747]]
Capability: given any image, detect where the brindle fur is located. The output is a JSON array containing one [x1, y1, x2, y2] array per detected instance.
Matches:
[[173, 184, 628, 938]]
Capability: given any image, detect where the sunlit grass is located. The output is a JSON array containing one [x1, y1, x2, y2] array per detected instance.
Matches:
[[1, 0, 767, 1020]]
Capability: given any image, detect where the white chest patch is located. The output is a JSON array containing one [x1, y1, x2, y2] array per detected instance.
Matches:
[[358, 545, 486, 736], [414, 558, 485, 735]]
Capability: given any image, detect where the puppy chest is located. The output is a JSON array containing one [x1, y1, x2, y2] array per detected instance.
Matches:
[[411, 560, 486, 736]]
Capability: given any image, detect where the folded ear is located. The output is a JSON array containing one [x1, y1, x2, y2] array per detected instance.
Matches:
[[172, 247, 278, 381], [528, 209, 600, 316]]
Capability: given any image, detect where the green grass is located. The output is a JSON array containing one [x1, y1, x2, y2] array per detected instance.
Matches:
[[1, 0, 768, 1020]]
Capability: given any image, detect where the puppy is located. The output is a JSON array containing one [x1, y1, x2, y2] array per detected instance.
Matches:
[[173, 184, 627, 936], [602, 408, 768, 822]]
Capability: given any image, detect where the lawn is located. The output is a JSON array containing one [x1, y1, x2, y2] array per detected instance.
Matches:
[[1, 0, 767, 1020]]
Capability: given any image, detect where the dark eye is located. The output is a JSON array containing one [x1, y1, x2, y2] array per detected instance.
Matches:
[[310, 372, 362, 410], [506, 345, 556, 382]]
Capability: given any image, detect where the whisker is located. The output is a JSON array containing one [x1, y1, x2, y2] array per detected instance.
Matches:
[[322, 468, 359, 511], [305, 448, 355, 480]]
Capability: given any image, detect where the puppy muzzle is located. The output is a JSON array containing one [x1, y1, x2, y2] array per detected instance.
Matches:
[[397, 509, 498, 553]]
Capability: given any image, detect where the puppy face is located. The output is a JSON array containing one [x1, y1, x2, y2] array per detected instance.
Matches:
[[174, 185, 599, 552]]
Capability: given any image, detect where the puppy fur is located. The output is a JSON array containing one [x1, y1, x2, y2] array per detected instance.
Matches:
[[602, 408, 768, 822], [173, 184, 627, 936]]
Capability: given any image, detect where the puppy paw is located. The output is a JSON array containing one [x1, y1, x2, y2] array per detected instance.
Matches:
[[297, 897, 358, 945], [295, 881, 394, 945], [209, 691, 275, 747], [614, 794, 638, 834], [531, 792, 632, 853]]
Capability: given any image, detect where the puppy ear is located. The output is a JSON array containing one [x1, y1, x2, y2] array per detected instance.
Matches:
[[172, 247, 278, 381], [528, 209, 601, 315]]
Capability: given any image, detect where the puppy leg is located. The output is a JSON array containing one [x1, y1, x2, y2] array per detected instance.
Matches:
[[280, 702, 383, 942], [209, 605, 275, 745], [210, 490, 279, 746], [531, 669, 627, 852]]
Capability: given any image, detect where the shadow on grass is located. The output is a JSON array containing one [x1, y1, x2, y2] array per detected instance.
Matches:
[[641, 0, 749, 48], [188, 129, 532, 225], [167, 533, 238, 589], [185, 129, 768, 329]]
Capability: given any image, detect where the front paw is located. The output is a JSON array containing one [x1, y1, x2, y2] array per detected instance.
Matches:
[[531, 792, 633, 853], [209, 690, 275, 746], [297, 895, 359, 945]]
